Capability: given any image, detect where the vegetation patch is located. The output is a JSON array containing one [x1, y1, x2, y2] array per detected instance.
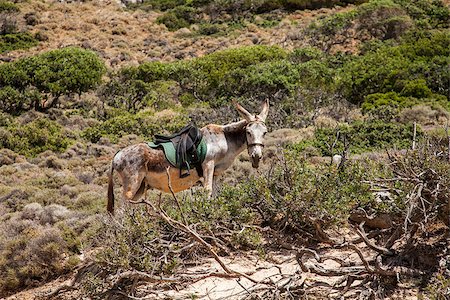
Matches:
[[339, 31, 449, 105], [0, 47, 106, 114], [135, 0, 364, 32], [307, 0, 449, 48], [0, 32, 38, 53], [0, 117, 72, 157], [0, 1, 39, 53], [0, 203, 98, 298], [291, 120, 421, 155], [82, 110, 189, 143]]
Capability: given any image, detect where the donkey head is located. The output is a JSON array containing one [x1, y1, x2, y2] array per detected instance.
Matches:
[[233, 100, 269, 168]]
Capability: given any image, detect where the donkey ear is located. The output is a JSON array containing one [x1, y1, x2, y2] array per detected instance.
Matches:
[[232, 99, 254, 122], [258, 99, 269, 121]]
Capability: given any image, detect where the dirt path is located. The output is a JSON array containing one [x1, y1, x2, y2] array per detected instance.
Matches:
[[5, 247, 420, 299]]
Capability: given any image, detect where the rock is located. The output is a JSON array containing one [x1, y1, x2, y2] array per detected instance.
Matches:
[[332, 154, 342, 166]]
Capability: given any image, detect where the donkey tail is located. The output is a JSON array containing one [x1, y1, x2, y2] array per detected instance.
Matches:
[[107, 161, 115, 215]]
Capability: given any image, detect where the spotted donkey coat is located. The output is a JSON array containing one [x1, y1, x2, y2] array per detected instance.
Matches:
[[107, 100, 269, 214]]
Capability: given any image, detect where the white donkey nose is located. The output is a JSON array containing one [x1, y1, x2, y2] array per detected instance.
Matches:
[[250, 147, 263, 159]]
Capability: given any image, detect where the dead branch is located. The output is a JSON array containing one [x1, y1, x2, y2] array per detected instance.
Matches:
[[39, 284, 77, 299], [353, 223, 395, 256], [374, 256, 424, 277], [133, 168, 266, 284], [111, 270, 180, 285], [296, 248, 367, 276]]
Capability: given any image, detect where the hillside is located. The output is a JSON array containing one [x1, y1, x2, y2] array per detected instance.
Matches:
[[0, 0, 449, 299], [2, 0, 350, 67]]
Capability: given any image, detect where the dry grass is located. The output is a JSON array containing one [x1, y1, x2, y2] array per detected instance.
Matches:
[[2, 0, 354, 68]]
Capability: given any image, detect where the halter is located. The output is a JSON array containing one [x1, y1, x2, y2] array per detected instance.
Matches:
[[245, 118, 266, 148]]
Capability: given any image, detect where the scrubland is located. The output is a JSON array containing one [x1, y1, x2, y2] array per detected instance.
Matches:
[[0, 0, 449, 298]]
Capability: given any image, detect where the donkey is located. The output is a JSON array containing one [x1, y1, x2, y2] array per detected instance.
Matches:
[[107, 100, 269, 214]]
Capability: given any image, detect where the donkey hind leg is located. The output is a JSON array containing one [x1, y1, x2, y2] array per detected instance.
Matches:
[[121, 170, 147, 204]]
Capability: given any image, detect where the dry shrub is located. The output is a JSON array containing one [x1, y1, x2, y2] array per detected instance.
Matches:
[[0, 220, 68, 297], [73, 190, 104, 212], [75, 171, 94, 184], [37, 154, 67, 170], [314, 115, 339, 128], [0, 148, 26, 166], [39, 204, 71, 225], [60, 184, 78, 198], [0, 202, 100, 297], [266, 128, 313, 146], [21, 202, 44, 220], [399, 104, 449, 125]]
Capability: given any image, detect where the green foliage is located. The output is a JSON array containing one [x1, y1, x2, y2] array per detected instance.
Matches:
[[22, 47, 106, 97], [0, 86, 41, 114], [0, 201, 97, 297], [0, 216, 83, 297], [84, 189, 258, 297], [0, 32, 38, 53], [132, 0, 363, 31], [0, 1, 19, 13], [309, 9, 357, 36], [223, 156, 376, 234], [95, 207, 168, 272], [103, 45, 289, 109], [0, 47, 106, 114], [292, 120, 421, 155], [340, 30, 449, 104], [156, 5, 197, 31], [423, 274, 450, 300], [82, 110, 189, 143], [288, 46, 325, 63], [0, 117, 72, 157], [0, 227, 68, 296], [128, 0, 185, 11], [393, 0, 450, 28], [308, 0, 449, 49], [362, 90, 449, 116]]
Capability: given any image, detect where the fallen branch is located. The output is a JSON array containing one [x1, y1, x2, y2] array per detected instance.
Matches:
[[134, 168, 266, 284], [353, 223, 395, 256]]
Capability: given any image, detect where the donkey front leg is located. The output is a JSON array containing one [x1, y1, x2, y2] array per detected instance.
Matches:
[[202, 160, 215, 197]]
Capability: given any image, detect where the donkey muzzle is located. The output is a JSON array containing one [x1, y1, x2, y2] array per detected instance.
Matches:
[[249, 144, 264, 168]]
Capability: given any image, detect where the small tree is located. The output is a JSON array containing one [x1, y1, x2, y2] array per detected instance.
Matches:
[[0, 47, 106, 114]]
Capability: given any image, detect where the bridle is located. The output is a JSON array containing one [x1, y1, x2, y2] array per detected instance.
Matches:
[[245, 119, 266, 148]]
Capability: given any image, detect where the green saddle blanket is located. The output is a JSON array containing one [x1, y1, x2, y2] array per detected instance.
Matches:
[[148, 138, 207, 171]]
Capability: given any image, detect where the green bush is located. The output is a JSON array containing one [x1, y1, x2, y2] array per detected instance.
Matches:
[[197, 23, 225, 36], [128, 0, 185, 11], [292, 120, 421, 155], [393, 0, 450, 28], [156, 5, 197, 31], [102, 45, 288, 109], [82, 110, 189, 143], [0, 202, 97, 297], [0, 1, 19, 13], [0, 118, 72, 157], [0, 47, 106, 113], [340, 31, 449, 104], [362, 90, 449, 115], [0, 32, 38, 53], [288, 46, 325, 63], [221, 155, 376, 236], [308, 0, 449, 49], [309, 9, 357, 36], [0, 86, 42, 114]]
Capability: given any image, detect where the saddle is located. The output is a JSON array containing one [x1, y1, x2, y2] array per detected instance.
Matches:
[[148, 124, 207, 178]]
